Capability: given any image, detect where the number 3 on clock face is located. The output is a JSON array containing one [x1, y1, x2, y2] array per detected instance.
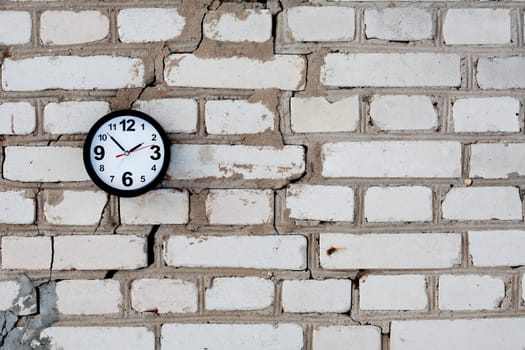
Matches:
[[83, 110, 170, 197]]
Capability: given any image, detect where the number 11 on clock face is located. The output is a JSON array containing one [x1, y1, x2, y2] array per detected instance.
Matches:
[[83, 110, 170, 198]]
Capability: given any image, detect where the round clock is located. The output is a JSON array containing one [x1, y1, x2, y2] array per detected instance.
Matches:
[[83, 110, 170, 197]]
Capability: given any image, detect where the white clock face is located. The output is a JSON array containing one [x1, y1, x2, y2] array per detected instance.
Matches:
[[84, 110, 170, 197]]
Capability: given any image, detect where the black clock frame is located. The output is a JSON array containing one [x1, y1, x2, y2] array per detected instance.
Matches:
[[83, 109, 171, 198]]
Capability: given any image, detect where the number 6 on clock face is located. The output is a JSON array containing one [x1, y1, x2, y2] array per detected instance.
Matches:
[[83, 110, 170, 197]]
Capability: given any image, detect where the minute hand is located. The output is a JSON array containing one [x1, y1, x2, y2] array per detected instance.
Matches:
[[108, 134, 126, 152]]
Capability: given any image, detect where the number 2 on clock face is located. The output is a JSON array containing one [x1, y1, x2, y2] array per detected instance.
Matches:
[[83, 110, 170, 197]]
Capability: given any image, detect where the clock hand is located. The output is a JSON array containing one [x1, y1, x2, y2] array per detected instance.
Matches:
[[107, 133, 127, 153], [128, 142, 144, 153], [115, 143, 151, 158]]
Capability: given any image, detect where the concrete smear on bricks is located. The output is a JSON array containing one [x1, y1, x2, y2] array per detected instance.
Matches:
[[1, 1, 525, 350]]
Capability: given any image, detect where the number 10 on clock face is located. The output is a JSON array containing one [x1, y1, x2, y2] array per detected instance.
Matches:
[[83, 110, 170, 197]]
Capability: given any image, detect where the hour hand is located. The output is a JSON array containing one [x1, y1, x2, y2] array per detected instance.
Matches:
[[107, 133, 126, 152], [128, 142, 144, 153]]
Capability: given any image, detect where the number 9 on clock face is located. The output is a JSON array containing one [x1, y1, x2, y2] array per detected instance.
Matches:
[[83, 110, 170, 197]]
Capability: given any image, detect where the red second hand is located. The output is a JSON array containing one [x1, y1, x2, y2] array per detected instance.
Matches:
[[115, 144, 153, 158]]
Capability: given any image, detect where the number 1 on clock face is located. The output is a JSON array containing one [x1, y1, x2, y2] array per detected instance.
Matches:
[[89, 116, 165, 191]]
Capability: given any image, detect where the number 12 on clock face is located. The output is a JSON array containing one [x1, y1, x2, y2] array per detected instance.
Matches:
[[83, 110, 170, 198]]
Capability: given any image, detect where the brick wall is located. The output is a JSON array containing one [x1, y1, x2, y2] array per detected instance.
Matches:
[[1, 0, 525, 349]]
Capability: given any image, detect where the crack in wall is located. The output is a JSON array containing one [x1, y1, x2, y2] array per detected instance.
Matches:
[[47, 237, 54, 283], [93, 195, 111, 234]]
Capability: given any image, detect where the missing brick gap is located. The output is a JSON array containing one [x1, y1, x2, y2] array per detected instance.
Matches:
[[272, 191, 280, 234], [104, 270, 118, 279], [147, 225, 160, 266], [1, 147, 6, 176], [270, 1, 283, 53]]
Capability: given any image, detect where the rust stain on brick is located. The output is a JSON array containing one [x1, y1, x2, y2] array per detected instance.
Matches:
[[326, 247, 346, 256]]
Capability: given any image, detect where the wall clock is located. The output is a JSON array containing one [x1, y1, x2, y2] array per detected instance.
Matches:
[[83, 110, 170, 197]]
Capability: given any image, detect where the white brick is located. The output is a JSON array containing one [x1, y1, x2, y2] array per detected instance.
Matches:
[[38, 327, 154, 350], [205, 100, 274, 135], [133, 98, 198, 133], [369, 95, 437, 130], [205, 277, 274, 311], [469, 230, 525, 267], [164, 54, 305, 90], [44, 101, 110, 134], [285, 6, 355, 41], [365, 8, 433, 41], [118, 8, 185, 43], [120, 189, 189, 225], [2, 56, 145, 91], [1, 236, 52, 270], [169, 144, 305, 181], [164, 235, 307, 270], [442, 187, 522, 221], [452, 97, 520, 132], [0, 191, 35, 224], [391, 318, 525, 350], [0, 102, 36, 135], [204, 9, 271, 42], [286, 184, 354, 222], [470, 144, 525, 178], [44, 190, 107, 225], [320, 233, 461, 269], [477, 56, 525, 89], [322, 141, 461, 178], [0, 11, 31, 45], [313, 326, 382, 350], [131, 279, 198, 313], [290, 96, 359, 133], [438, 275, 504, 310], [53, 235, 147, 270], [3, 146, 88, 182], [282, 279, 352, 313], [360, 275, 428, 310], [161, 323, 303, 350], [322, 53, 460, 87], [40, 11, 109, 45], [0, 280, 36, 315], [444, 9, 511, 45], [365, 186, 432, 222], [206, 189, 273, 225], [56, 280, 122, 315]]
